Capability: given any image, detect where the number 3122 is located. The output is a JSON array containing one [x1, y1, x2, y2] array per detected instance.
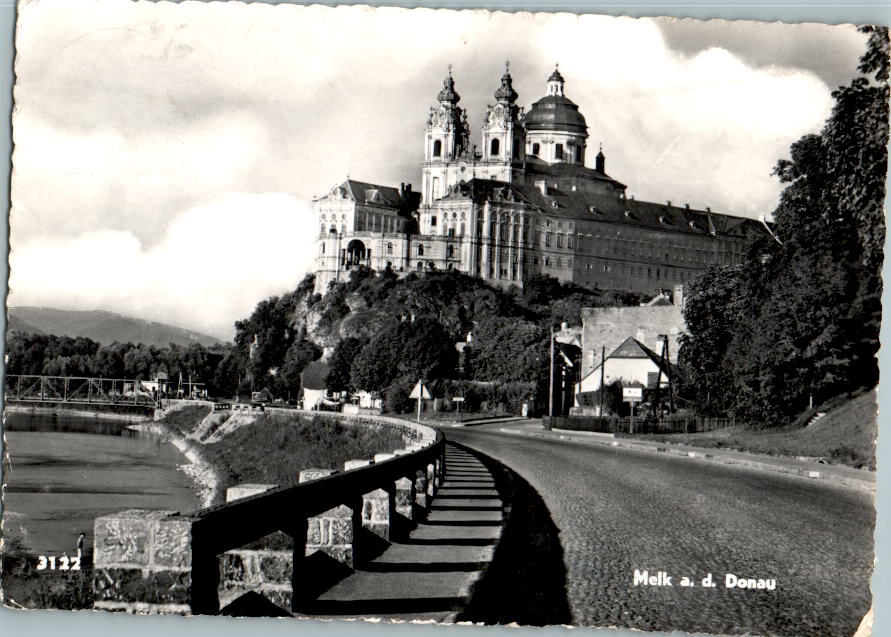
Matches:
[[36, 555, 81, 571]]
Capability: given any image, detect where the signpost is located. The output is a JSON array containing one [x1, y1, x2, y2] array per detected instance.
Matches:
[[623, 387, 643, 433], [452, 396, 465, 415], [410, 379, 432, 423]]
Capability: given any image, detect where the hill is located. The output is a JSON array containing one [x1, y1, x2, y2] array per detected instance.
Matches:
[[636, 389, 878, 469], [7, 307, 225, 347]]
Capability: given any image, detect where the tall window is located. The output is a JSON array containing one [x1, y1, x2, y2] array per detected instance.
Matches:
[[513, 138, 520, 157], [431, 216, 437, 227], [387, 242, 393, 255], [532, 143, 540, 155], [490, 138, 500, 156], [447, 244, 455, 259], [555, 144, 564, 160], [556, 234, 563, 248], [433, 139, 442, 157], [418, 244, 425, 256]]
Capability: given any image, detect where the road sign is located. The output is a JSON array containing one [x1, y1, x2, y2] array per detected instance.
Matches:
[[623, 387, 643, 402], [410, 380, 432, 400], [452, 397, 465, 402]]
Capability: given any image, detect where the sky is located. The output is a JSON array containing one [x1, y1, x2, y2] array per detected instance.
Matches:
[[8, 1, 868, 340]]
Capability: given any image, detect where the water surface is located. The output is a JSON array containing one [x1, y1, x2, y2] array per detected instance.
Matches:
[[3, 410, 201, 556]]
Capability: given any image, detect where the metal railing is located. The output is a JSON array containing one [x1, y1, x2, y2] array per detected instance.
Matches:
[[4, 375, 158, 407]]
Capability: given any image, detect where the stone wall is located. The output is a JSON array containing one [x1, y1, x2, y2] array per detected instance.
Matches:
[[92, 509, 196, 614], [92, 415, 441, 615]]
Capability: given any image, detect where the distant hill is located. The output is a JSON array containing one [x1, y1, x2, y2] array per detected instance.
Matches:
[[7, 307, 225, 348]]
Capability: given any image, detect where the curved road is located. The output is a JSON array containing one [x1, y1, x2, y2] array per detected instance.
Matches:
[[445, 423, 874, 637]]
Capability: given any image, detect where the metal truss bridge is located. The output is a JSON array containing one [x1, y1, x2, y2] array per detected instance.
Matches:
[[4, 375, 159, 407]]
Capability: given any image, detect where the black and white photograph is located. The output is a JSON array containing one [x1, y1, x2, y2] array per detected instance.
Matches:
[[0, 2, 886, 636]]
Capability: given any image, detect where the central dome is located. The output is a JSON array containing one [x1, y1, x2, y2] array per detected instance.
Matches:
[[524, 94, 588, 135]]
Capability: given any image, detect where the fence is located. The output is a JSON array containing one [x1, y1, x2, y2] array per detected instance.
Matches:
[[92, 417, 444, 615], [544, 414, 736, 434]]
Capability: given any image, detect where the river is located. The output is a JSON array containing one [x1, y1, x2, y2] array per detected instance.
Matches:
[[2, 410, 202, 557]]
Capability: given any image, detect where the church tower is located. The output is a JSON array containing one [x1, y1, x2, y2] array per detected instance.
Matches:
[[422, 67, 469, 203], [481, 62, 525, 174]]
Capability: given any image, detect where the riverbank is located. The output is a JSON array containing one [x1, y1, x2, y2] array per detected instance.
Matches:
[[149, 404, 223, 508], [4, 402, 152, 421]]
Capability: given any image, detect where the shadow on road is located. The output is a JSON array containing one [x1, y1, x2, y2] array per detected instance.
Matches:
[[450, 441, 573, 626]]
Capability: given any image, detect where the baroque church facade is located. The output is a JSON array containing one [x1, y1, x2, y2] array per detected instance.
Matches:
[[312, 64, 769, 295]]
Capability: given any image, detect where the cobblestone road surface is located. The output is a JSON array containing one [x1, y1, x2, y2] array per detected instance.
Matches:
[[445, 423, 874, 637]]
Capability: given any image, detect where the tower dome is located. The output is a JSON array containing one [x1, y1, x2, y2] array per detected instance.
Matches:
[[524, 66, 588, 165], [437, 66, 460, 104], [523, 67, 587, 136], [494, 61, 518, 103]]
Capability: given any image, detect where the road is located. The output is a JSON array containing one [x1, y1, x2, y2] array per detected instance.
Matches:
[[445, 422, 874, 637]]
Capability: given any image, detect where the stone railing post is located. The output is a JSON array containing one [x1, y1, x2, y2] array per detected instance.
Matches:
[[93, 510, 197, 614], [345, 459, 394, 541], [299, 469, 360, 568], [217, 484, 293, 612]]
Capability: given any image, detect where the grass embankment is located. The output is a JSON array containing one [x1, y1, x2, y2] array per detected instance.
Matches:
[[203, 413, 406, 492], [156, 403, 212, 434], [631, 390, 878, 470]]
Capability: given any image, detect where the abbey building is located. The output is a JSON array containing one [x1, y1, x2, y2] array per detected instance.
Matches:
[[312, 64, 769, 295]]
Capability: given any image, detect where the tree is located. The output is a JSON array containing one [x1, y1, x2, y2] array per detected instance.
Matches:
[[679, 27, 888, 424], [325, 337, 366, 393], [350, 318, 457, 392]]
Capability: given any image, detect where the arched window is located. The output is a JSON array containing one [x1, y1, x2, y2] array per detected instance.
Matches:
[[387, 242, 393, 255], [433, 139, 442, 157], [417, 262, 423, 271], [490, 138, 500, 156], [447, 244, 455, 259], [418, 244, 424, 256], [532, 143, 540, 155]]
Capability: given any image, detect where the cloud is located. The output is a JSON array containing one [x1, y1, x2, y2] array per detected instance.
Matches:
[[9, 194, 317, 339], [9, 3, 856, 335]]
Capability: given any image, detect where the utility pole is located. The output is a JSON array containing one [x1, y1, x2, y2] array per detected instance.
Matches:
[[599, 345, 606, 416], [548, 332, 555, 418]]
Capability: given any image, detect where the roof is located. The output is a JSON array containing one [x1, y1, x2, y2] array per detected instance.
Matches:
[[301, 361, 331, 390], [317, 179, 421, 212], [342, 180, 403, 207], [579, 336, 672, 383], [524, 94, 588, 135], [610, 337, 672, 377], [435, 177, 767, 239]]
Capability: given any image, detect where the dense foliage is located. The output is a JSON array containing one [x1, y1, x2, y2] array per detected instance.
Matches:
[[678, 27, 888, 425], [6, 332, 227, 394]]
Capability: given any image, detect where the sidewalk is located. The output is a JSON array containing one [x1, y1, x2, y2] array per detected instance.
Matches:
[[300, 443, 503, 622], [499, 422, 876, 494]]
